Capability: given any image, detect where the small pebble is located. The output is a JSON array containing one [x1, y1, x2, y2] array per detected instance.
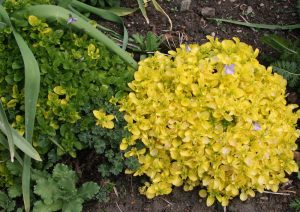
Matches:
[[246, 6, 253, 15], [260, 196, 268, 201], [180, 0, 191, 11], [201, 7, 216, 17], [260, 3, 264, 7]]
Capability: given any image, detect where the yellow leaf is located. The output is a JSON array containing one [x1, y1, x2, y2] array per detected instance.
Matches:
[[53, 86, 66, 95], [28, 15, 41, 26]]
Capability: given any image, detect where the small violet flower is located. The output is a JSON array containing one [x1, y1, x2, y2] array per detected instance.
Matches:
[[67, 16, 77, 24], [253, 122, 261, 131], [224, 64, 235, 75], [185, 43, 191, 52]]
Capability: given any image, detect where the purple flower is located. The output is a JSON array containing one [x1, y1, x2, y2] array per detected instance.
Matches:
[[67, 17, 77, 24], [185, 44, 191, 52], [224, 64, 235, 75], [253, 122, 261, 131]]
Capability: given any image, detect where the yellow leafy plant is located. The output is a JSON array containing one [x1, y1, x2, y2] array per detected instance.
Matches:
[[93, 109, 115, 129], [119, 36, 300, 206]]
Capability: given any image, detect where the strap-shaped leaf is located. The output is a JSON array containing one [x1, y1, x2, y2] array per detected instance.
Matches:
[[107, 7, 137, 16], [0, 121, 41, 161], [0, 101, 15, 162], [261, 35, 297, 54], [23, 4, 137, 69], [151, 0, 172, 31], [0, 5, 41, 212], [136, 0, 149, 24], [71, 0, 128, 50], [209, 18, 300, 30], [0, 133, 23, 166]]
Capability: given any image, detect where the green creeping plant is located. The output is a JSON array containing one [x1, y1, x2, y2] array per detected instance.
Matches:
[[261, 35, 300, 89], [32, 163, 99, 212]]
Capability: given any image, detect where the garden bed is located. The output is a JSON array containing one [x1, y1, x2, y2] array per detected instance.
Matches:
[[0, 0, 299, 212], [81, 0, 300, 211]]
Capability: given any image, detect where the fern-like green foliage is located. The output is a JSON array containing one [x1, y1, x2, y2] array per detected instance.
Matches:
[[272, 61, 300, 87], [291, 198, 300, 212], [32, 163, 100, 212], [261, 35, 300, 88], [0, 191, 16, 212]]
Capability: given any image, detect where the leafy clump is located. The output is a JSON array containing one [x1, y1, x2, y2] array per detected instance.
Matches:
[[0, 191, 16, 212], [33, 163, 99, 212], [0, 14, 134, 162], [119, 36, 300, 206], [261, 35, 300, 88]]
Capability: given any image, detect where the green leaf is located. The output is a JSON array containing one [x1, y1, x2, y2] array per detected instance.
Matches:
[[71, 0, 129, 50], [23, 5, 137, 69], [0, 101, 15, 162], [106, 7, 137, 16], [33, 200, 62, 212], [8, 184, 22, 198], [136, 0, 149, 24], [272, 61, 300, 87], [78, 182, 100, 200], [34, 178, 59, 205], [1, 6, 41, 212], [0, 191, 16, 212], [62, 198, 83, 212], [261, 35, 297, 54], [209, 18, 300, 30], [22, 156, 31, 212], [151, 0, 172, 31], [0, 124, 41, 161]]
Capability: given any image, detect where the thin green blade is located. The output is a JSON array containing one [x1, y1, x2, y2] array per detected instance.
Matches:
[[209, 18, 300, 30], [107, 7, 137, 16], [136, 0, 149, 24], [261, 35, 298, 54], [0, 133, 24, 166], [71, 0, 128, 49], [151, 0, 172, 31], [0, 101, 15, 162], [0, 5, 41, 212], [0, 122, 41, 161]]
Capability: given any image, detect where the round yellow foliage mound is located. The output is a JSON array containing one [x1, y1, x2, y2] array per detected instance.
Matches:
[[119, 36, 299, 206]]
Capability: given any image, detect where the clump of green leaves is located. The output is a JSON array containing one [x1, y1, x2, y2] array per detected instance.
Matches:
[[32, 163, 99, 212], [261, 35, 300, 89], [132, 32, 164, 59], [0, 191, 16, 212], [132, 32, 164, 53], [0, 14, 134, 157]]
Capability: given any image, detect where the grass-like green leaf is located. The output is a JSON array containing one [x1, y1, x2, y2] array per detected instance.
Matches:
[[0, 102, 15, 162], [23, 4, 138, 69], [0, 125, 41, 161], [71, 0, 128, 50], [107, 7, 137, 16], [0, 5, 41, 212], [261, 35, 297, 54], [136, 0, 149, 24], [209, 18, 300, 30], [151, 0, 172, 31], [0, 133, 23, 166]]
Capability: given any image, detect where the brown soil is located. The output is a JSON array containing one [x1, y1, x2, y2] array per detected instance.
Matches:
[[84, 0, 300, 211]]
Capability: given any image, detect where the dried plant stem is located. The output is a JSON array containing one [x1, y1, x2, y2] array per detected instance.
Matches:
[[263, 191, 290, 196]]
